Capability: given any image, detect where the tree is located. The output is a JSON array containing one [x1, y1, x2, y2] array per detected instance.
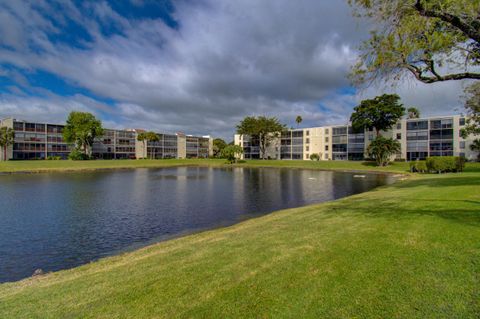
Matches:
[[236, 116, 286, 160], [213, 138, 227, 158], [407, 107, 420, 119], [349, 0, 480, 86], [309, 153, 320, 161], [367, 136, 401, 166], [461, 82, 480, 139], [470, 139, 480, 161], [221, 145, 244, 164], [350, 94, 405, 136], [0, 126, 15, 161], [63, 112, 104, 157], [137, 131, 160, 159], [295, 115, 303, 128]]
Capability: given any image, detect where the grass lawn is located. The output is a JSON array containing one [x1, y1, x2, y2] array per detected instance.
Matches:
[[0, 158, 416, 174], [0, 164, 479, 318]]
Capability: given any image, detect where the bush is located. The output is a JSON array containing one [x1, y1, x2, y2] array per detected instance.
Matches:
[[409, 160, 427, 173], [47, 156, 62, 160], [309, 153, 320, 161], [425, 156, 464, 173], [68, 149, 90, 161]]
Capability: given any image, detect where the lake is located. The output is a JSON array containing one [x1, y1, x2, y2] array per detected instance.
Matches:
[[0, 167, 395, 282]]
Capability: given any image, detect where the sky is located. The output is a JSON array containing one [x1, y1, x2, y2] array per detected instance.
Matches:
[[0, 0, 472, 141]]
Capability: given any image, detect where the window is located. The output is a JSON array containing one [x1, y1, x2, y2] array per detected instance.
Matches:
[[306, 154, 309, 159], [306, 146, 309, 152], [407, 120, 428, 130], [306, 138, 310, 144], [325, 128, 329, 134], [325, 145, 329, 151], [333, 127, 348, 135], [459, 117, 466, 126], [460, 141, 465, 149], [430, 119, 453, 129], [396, 123, 401, 130], [325, 137, 329, 143], [407, 131, 428, 140], [306, 130, 309, 136], [396, 133, 401, 140], [325, 153, 329, 160]]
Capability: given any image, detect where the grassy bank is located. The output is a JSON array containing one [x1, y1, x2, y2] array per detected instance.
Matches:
[[0, 158, 415, 174], [0, 171, 479, 318]]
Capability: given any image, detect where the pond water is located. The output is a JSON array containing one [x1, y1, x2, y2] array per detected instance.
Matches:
[[0, 167, 394, 282]]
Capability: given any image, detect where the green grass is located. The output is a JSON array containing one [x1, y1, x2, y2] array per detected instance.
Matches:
[[0, 168, 479, 318], [0, 158, 417, 174]]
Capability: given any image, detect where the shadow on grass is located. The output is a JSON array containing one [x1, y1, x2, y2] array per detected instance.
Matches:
[[391, 175, 480, 188], [360, 161, 378, 167], [330, 198, 480, 227]]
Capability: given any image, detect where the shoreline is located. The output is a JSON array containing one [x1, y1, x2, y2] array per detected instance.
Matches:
[[0, 158, 412, 175], [1, 174, 402, 286]]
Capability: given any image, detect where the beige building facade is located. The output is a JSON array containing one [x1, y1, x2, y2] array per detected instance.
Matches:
[[235, 115, 478, 161], [0, 118, 213, 161]]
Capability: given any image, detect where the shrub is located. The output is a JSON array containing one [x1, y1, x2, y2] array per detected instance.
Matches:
[[68, 149, 90, 161], [409, 160, 427, 173], [310, 153, 320, 161], [221, 145, 244, 164], [426, 156, 464, 173]]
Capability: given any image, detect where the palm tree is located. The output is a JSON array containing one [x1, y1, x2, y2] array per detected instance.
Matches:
[[145, 132, 160, 159], [138, 131, 161, 159], [407, 107, 420, 119], [295, 115, 303, 128], [0, 127, 15, 161], [470, 139, 480, 161]]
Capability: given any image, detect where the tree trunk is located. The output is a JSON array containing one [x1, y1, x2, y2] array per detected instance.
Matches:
[[3, 145, 6, 161]]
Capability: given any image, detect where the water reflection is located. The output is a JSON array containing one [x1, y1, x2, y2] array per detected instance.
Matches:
[[0, 167, 394, 282]]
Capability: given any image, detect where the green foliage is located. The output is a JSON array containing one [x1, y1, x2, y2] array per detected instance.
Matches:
[[350, 94, 405, 135], [295, 115, 303, 127], [426, 156, 465, 173], [367, 136, 401, 166], [470, 139, 480, 161], [68, 148, 91, 161], [221, 145, 244, 164], [137, 131, 160, 159], [461, 82, 480, 139], [63, 112, 104, 156], [407, 107, 420, 119], [213, 138, 227, 158], [236, 116, 286, 159], [409, 160, 427, 173], [0, 126, 15, 161], [349, 0, 480, 85], [46, 156, 62, 160], [309, 153, 320, 161]]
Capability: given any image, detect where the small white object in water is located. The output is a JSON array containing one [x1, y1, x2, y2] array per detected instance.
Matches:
[[353, 175, 366, 178], [308, 177, 316, 180]]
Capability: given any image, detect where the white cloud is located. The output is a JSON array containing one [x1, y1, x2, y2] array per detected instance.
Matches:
[[0, 0, 470, 140]]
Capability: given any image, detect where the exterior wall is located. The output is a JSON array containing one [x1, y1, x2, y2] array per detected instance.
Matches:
[[234, 114, 479, 161], [177, 134, 186, 159], [0, 118, 214, 160], [0, 118, 14, 161]]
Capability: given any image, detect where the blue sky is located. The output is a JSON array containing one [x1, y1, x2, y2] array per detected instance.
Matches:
[[0, 0, 467, 140]]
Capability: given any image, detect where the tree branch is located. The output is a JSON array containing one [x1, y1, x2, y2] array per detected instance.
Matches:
[[405, 63, 480, 83], [414, 0, 480, 44]]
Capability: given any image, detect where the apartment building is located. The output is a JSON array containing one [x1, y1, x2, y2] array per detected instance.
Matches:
[[234, 115, 478, 161], [0, 118, 213, 160]]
